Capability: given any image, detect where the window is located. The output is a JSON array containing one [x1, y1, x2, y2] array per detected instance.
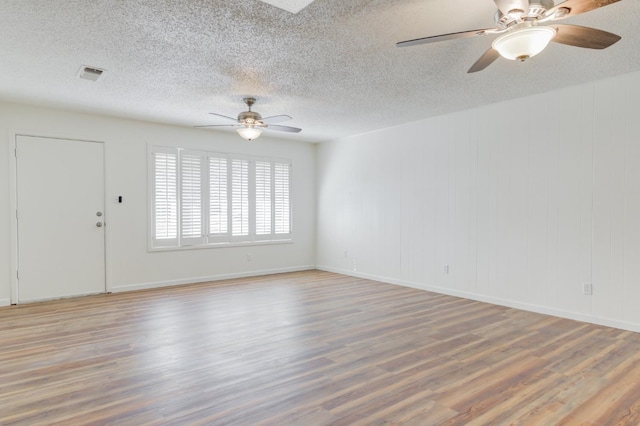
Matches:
[[150, 146, 292, 249]]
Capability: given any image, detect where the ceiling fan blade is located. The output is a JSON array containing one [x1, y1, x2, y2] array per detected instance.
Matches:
[[208, 112, 238, 122], [494, 0, 529, 15], [194, 124, 240, 128], [265, 124, 302, 133], [397, 28, 495, 48], [552, 24, 621, 49], [547, 0, 621, 19], [467, 48, 501, 73], [262, 114, 292, 124]]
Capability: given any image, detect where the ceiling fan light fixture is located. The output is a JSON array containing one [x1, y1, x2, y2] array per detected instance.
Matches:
[[492, 26, 556, 61], [237, 126, 263, 141]]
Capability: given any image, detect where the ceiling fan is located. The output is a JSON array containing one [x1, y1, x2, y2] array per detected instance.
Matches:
[[196, 97, 301, 141], [396, 0, 622, 73]]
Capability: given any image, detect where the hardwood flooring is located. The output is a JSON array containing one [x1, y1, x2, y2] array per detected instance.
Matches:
[[2, 270, 640, 425]]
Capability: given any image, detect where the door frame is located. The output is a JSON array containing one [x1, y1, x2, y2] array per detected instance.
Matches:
[[9, 131, 111, 304]]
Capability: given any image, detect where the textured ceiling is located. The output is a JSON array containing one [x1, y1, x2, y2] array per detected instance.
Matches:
[[0, 0, 638, 143]]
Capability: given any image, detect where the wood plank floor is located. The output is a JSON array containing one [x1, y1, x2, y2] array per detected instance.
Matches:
[[2, 270, 640, 425]]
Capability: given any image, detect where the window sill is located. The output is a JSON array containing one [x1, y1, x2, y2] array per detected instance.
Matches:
[[148, 238, 294, 253]]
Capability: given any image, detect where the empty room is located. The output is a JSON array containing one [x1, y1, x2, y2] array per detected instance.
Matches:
[[2, 0, 640, 424]]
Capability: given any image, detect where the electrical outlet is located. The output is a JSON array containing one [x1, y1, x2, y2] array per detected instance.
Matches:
[[583, 283, 593, 296], [444, 264, 449, 274]]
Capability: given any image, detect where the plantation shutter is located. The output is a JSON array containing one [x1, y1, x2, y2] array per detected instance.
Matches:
[[180, 151, 205, 245], [231, 158, 250, 239], [152, 148, 178, 247], [274, 161, 291, 235], [209, 155, 229, 239], [255, 160, 272, 236], [151, 146, 291, 249]]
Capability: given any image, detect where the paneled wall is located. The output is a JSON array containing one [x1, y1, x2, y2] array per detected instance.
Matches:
[[317, 70, 640, 331]]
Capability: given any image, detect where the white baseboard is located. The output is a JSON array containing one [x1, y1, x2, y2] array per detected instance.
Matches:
[[110, 265, 316, 293], [317, 265, 640, 333], [0, 298, 11, 307]]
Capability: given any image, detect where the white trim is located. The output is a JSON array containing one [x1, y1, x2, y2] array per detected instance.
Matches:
[[110, 265, 315, 293], [0, 298, 10, 307], [16, 291, 105, 304], [147, 143, 154, 251], [101, 141, 112, 294], [148, 238, 293, 252], [9, 133, 19, 304], [316, 265, 640, 334]]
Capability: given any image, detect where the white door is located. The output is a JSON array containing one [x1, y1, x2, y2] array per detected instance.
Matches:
[[16, 135, 105, 302]]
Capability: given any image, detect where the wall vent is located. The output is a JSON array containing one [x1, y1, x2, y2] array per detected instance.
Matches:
[[78, 66, 105, 82]]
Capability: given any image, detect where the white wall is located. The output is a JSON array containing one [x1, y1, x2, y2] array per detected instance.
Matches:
[[4, 70, 640, 333], [317, 70, 640, 332], [0, 102, 316, 304]]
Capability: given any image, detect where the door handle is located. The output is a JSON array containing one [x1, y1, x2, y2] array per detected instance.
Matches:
[[96, 222, 103, 228]]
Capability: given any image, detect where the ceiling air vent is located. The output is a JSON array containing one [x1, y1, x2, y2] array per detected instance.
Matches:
[[77, 66, 105, 82], [258, 0, 316, 13]]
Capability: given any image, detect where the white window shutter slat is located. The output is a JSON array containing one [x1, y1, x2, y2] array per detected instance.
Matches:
[[231, 158, 250, 238], [152, 149, 178, 247], [180, 152, 205, 244], [209, 156, 228, 237], [274, 162, 291, 235], [255, 160, 272, 236]]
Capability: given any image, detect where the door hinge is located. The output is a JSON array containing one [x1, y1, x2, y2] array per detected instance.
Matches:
[[16, 270, 19, 280], [14, 147, 17, 158]]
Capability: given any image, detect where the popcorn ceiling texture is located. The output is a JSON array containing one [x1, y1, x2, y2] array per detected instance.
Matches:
[[0, 0, 637, 142]]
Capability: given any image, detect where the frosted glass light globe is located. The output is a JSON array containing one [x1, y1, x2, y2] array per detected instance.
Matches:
[[492, 26, 557, 61]]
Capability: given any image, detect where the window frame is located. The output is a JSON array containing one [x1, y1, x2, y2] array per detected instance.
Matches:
[[148, 145, 293, 251]]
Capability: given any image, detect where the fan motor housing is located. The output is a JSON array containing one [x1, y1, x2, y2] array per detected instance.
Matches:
[[238, 111, 263, 124], [495, 0, 555, 27]]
